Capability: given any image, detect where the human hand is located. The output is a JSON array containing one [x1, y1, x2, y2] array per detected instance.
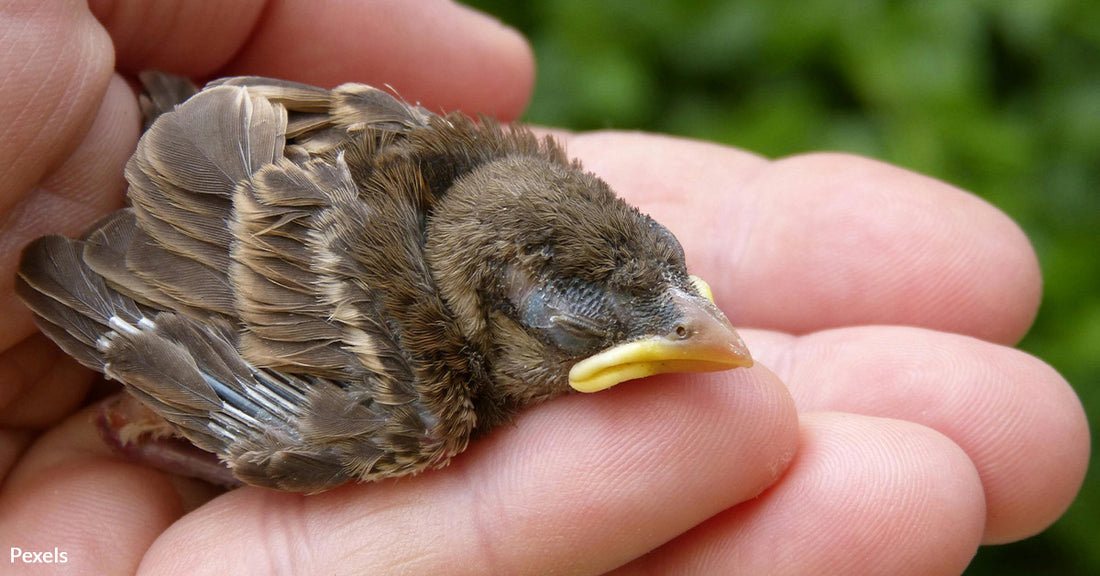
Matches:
[[0, 1, 1087, 575]]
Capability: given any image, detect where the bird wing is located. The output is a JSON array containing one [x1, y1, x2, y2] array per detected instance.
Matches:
[[120, 77, 433, 410], [113, 77, 429, 377], [117, 83, 284, 318]]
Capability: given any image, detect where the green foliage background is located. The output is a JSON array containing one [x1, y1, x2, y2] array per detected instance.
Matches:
[[462, 1, 1099, 573]]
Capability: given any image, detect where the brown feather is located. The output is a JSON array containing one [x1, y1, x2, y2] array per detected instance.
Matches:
[[82, 210, 215, 319]]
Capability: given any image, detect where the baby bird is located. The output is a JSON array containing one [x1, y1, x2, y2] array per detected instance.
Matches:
[[16, 74, 752, 492]]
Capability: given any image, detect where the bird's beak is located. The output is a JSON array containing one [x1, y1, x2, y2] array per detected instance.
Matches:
[[568, 276, 753, 392]]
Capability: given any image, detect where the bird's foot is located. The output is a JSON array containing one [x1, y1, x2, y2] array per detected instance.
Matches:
[[95, 393, 243, 489]]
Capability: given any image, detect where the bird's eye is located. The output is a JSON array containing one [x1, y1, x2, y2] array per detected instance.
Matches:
[[547, 313, 607, 352], [519, 282, 611, 354]]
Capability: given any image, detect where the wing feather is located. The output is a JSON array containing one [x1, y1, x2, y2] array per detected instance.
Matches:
[[14, 74, 491, 490]]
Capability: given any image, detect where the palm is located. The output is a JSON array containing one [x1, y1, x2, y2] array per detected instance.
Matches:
[[0, 2, 1086, 575]]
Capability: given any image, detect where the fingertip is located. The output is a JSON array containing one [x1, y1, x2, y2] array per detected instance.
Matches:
[[752, 326, 1090, 545], [789, 413, 986, 575], [976, 356, 1089, 544], [634, 413, 985, 576], [737, 152, 1043, 343]]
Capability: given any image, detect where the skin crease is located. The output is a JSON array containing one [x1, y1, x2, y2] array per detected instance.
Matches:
[[0, 1, 1088, 575]]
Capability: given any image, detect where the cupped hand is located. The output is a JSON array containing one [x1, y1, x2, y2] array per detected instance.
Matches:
[[0, 1, 1087, 575]]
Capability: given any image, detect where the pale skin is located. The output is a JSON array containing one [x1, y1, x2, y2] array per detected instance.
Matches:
[[0, 1, 1089, 575]]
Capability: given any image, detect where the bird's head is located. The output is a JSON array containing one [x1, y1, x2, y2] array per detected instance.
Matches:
[[425, 154, 752, 409]]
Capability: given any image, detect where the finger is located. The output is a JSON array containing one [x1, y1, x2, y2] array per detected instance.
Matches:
[[0, 403, 190, 576], [743, 326, 1089, 544], [136, 368, 797, 575], [613, 412, 986, 576], [562, 132, 1041, 345], [91, 0, 535, 120]]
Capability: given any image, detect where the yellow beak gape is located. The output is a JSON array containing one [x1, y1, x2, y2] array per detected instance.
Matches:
[[568, 276, 753, 393]]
